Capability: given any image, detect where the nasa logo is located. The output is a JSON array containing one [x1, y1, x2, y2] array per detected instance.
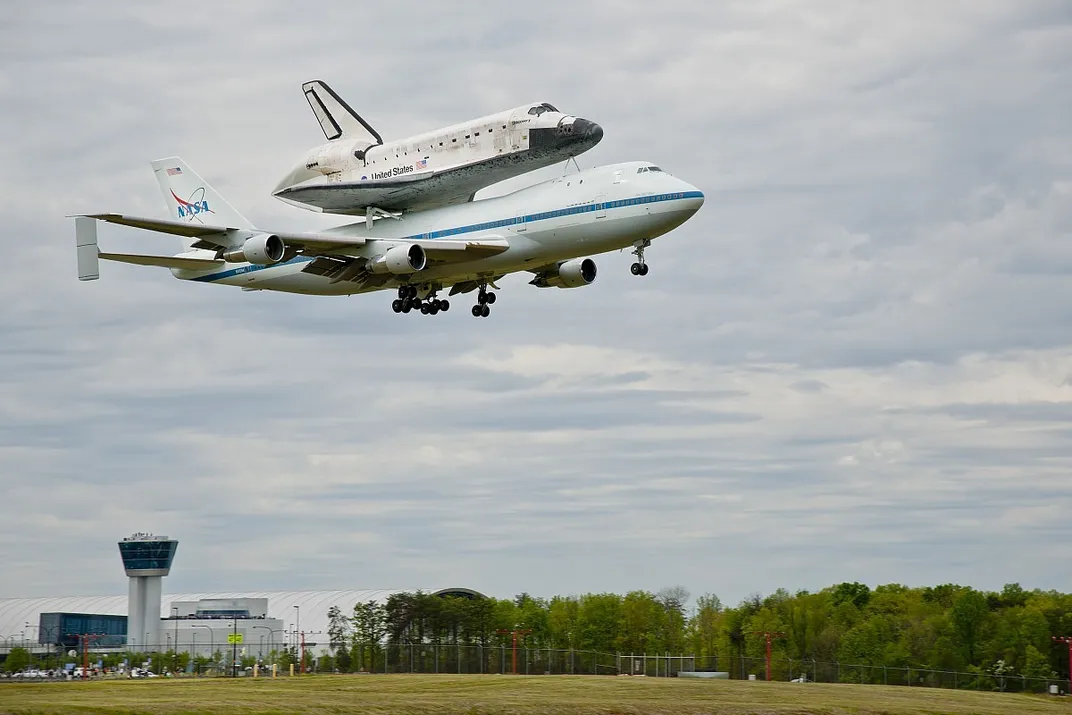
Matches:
[[171, 188, 213, 222]]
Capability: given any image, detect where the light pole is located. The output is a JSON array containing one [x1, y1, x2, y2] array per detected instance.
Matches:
[[38, 626, 56, 671], [192, 625, 213, 673], [24, 623, 38, 665], [231, 619, 239, 678], [172, 607, 179, 673], [293, 606, 301, 674], [268, 628, 286, 667], [253, 626, 272, 660]]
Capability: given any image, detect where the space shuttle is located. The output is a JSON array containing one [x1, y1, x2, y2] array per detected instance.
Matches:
[[272, 80, 603, 217]]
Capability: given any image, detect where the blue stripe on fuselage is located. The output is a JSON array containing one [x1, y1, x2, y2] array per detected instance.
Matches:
[[190, 191, 704, 284]]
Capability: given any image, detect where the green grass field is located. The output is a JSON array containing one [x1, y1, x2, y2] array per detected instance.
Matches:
[[0, 674, 1066, 714]]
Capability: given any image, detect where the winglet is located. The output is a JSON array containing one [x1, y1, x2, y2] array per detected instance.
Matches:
[[75, 216, 99, 281]]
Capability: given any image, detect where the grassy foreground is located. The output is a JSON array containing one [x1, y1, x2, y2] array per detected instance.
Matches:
[[0, 674, 1067, 715]]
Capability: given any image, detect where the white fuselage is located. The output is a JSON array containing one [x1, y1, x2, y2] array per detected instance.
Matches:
[[177, 162, 703, 295], [273, 103, 603, 215]]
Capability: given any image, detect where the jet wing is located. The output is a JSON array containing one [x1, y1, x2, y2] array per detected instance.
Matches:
[[80, 214, 509, 261], [400, 236, 510, 262]]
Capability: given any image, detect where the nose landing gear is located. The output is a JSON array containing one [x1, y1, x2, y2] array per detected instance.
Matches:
[[630, 239, 651, 276]]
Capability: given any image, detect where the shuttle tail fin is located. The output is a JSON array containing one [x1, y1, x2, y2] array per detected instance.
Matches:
[[150, 158, 253, 253], [302, 80, 383, 145]]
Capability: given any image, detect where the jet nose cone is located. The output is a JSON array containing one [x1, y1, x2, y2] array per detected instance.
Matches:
[[586, 122, 603, 142], [677, 180, 705, 213]]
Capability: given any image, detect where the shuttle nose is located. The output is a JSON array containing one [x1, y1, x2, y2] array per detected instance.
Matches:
[[568, 118, 603, 145]]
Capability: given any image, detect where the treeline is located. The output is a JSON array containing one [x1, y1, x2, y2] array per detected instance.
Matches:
[[326, 583, 1072, 678]]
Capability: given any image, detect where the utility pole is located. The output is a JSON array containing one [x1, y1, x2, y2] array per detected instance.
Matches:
[[300, 631, 306, 675], [73, 633, 105, 680], [232, 619, 238, 678], [496, 629, 532, 675], [1053, 636, 1072, 684], [750, 631, 785, 681]]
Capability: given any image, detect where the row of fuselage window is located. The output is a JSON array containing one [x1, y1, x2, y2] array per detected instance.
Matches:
[[366, 124, 512, 164], [413, 192, 689, 240]]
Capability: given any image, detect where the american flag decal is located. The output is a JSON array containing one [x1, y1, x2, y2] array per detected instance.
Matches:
[[166, 167, 182, 176], [415, 159, 427, 169]]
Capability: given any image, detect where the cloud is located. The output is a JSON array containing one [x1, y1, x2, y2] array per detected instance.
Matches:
[[0, 0, 1071, 606]]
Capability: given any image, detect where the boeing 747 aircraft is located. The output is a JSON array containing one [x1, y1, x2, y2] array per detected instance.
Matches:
[[75, 158, 703, 318], [272, 80, 603, 217]]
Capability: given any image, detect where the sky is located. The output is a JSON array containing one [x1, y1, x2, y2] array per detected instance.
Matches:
[[1, 1, 1071, 607]]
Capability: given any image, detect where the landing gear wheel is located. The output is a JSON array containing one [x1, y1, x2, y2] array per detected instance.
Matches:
[[477, 292, 488, 305], [631, 239, 651, 276], [471, 305, 482, 317], [440, 300, 450, 312], [392, 299, 403, 313], [402, 302, 412, 314], [485, 292, 496, 305], [397, 286, 408, 300], [481, 304, 491, 318], [420, 303, 430, 315], [430, 302, 440, 315]]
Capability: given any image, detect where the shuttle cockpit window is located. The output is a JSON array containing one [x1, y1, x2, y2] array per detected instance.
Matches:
[[527, 103, 559, 116], [637, 166, 664, 174]]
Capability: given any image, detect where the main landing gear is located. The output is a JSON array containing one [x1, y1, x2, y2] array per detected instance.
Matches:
[[391, 285, 449, 316], [630, 239, 651, 276], [470, 284, 496, 318]]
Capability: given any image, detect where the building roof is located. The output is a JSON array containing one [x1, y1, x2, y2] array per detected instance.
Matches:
[[0, 588, 481, 646]]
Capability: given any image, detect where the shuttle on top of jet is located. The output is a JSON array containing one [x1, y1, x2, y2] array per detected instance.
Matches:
[[272, 80, 603, 217]]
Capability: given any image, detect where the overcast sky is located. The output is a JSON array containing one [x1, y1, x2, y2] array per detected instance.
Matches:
[[1, 1, 1070, 606]]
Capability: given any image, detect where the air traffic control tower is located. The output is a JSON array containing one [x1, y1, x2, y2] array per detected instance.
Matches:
[[118, 533, 178, 650]]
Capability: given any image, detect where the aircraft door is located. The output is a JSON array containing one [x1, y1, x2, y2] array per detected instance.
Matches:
[[596, 195, 607, 218]]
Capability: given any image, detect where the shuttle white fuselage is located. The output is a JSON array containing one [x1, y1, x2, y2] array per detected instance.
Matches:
[[272, 81, 603, 216]]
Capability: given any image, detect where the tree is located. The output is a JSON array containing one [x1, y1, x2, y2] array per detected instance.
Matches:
[[657, 586, 690, 653], [832, 582, 871, 610], [1021, 645, 1056, 687], [951, 589, 989, 665], [328, 605, 351, 653], [5, 647, 30, 673], [353, 600, 387, 672]]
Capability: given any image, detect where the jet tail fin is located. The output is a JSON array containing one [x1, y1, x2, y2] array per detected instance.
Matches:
[[150, 158, 254, 240], [302, 80, 383, 145]]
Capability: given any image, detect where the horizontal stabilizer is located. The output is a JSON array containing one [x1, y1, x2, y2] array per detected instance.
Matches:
[[76, 216, 99, 281], [99, 252, 224, 270], [84, 213, 241, 238]]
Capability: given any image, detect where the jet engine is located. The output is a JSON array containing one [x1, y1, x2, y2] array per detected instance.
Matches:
[[222, 234, 286, 265], [530, 257, 597, 288], [367, 244, 427, 274]]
